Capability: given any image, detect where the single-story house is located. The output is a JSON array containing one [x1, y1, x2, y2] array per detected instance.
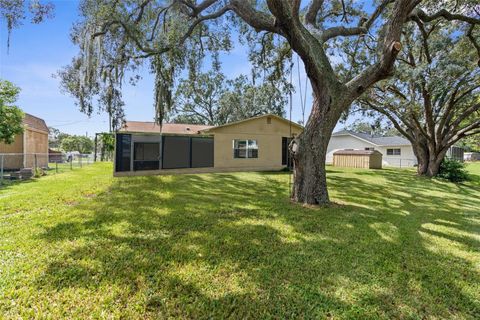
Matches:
[[327, 130, 464, 167], [0, 113, 49, 170], [114, 114, 303, 176], [464, 152, 480, 161]]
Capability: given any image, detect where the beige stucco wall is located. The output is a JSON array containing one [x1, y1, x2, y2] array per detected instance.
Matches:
[[210, 116, 303, 169]]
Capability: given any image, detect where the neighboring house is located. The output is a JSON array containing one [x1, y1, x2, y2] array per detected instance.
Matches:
[[327, 130, 416, 167], [0, 113, 49, 170], [327, 130, 464, 167], [114, 114, 303, 176], [464, 152, 480, 161]]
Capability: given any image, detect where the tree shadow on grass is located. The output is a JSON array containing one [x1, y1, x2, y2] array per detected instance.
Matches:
[[35, 171, 480, 318]]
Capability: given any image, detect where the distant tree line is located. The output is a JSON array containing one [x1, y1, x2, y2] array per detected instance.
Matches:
[[48, 128, 94, 154], [170, 69, 289, 126]]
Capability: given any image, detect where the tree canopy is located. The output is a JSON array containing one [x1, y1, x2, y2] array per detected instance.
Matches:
[[356, 20, 479, 176], [172, 69, 288, 125], [60, 135, 94, 154], [0, 0, 54, 50], [0, 79, 24, 144], [345, 120, 399, 137]]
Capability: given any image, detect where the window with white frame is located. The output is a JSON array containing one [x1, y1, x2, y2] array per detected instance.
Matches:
[[233, 140, 258, 158], [387, 148, 401, 156]]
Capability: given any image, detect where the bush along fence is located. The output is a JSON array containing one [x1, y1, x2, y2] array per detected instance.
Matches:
[[0, 153, 94, 184]]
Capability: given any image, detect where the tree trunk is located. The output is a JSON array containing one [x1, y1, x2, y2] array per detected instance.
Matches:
[[412, 143, 429, 175], [425, 147, 449, 177], [426, 159, 442, 177], [290, 92, 342, 205], [412, 140, 450, 177]]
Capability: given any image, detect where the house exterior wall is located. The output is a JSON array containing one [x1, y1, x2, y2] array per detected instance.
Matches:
[[210, 116, 303, 170], [0, 133, 24, 169], [326, 135, 375, 164], [327, 135, 417, 167], [376, 145, 416, 167], [24, 128, 49, 168]]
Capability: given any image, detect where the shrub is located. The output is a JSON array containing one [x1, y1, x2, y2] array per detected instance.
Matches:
[[437, 158, 469, 182]]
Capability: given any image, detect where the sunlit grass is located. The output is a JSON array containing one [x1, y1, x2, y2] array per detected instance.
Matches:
[[0, 162, 479, 319]]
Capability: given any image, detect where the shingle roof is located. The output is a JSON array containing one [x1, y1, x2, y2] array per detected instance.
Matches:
[[120, 121, 214, 135], [200, 114, 303, 133], [332, 130, 410, 146], [23, 113, 48, 133]]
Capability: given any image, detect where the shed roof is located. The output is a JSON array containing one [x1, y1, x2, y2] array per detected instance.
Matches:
[[23, 113, 48, 133], [120, 121, 214, 135], [332, 130, 410, 146], [333, 149, 382, 156]]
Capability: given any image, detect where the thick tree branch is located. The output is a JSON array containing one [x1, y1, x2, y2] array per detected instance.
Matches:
[[305, 0, 323, 27], [93, 2, 232, 59], [447, 118, 480, 146], [345, 0, 416, 101], [411, 8, 480, 25], [320, 26, 367, 42], [319, 0, 393, 43], [230, 0, 281, 34], [448, 103, 480, 134], [467, 25, 480, 66]]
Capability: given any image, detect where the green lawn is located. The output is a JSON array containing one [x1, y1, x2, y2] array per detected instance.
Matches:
[[0, 163, 479, 319]]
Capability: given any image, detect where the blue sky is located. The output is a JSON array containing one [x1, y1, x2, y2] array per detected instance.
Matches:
[[0, 1, 352, 136]]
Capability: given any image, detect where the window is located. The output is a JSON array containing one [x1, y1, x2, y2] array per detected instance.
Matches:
[[387, 148, 401, 156], [233, 139, 258, 158]]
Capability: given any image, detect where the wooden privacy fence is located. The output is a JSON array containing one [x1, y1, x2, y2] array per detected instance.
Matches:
[[333, 150, 383, 169]]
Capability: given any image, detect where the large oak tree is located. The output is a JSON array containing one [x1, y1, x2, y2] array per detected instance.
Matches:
[[35, 0, 479, 204], [358, 26, 479, 177]]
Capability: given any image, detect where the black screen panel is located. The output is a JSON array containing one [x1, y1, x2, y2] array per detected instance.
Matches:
[[134, 142, 160, 171], [191, 137, 214, 168], [115, 134, 132, 172], [162, 136, 191, 169]]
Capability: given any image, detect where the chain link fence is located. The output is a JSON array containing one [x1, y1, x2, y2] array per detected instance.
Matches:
[[0, 153, 94, 185], [383, 158, 417, 168]]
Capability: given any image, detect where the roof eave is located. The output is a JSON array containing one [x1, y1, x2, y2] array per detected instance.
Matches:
[[199, 114, 304, 133]]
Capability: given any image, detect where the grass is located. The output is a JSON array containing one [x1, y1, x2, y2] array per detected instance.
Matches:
[[0, 162, 479, 319]]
